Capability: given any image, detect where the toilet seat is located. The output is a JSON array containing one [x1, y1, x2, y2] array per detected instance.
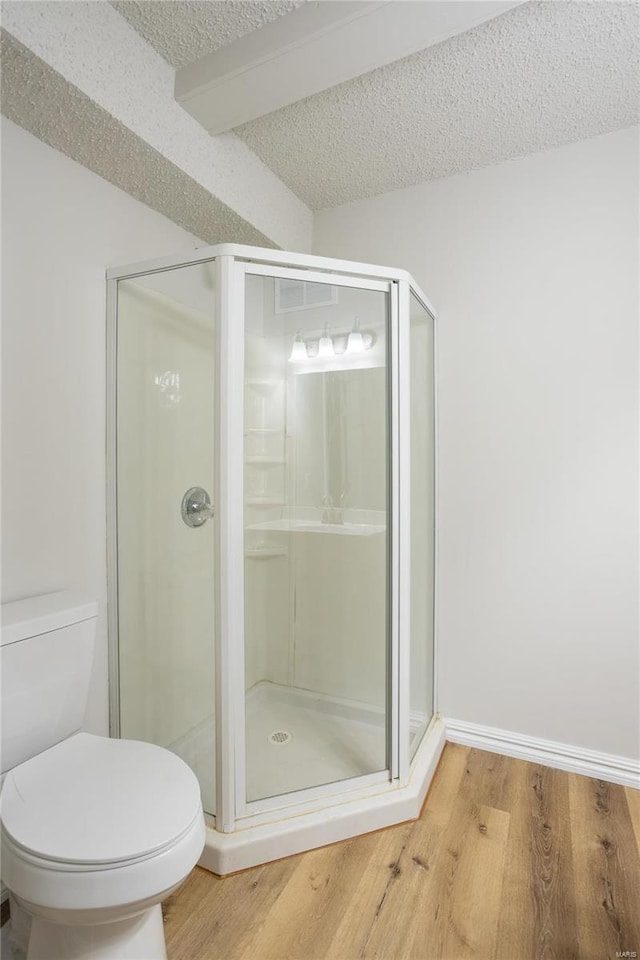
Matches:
[[1, 733, 202, 865], [1, 814, 205, 914], [0, 733, 206, 912]]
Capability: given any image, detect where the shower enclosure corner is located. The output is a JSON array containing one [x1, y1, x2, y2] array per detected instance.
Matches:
[[106, 243, 443, 874]]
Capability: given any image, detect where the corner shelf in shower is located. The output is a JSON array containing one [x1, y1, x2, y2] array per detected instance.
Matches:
[[248, 518, 386, 536], [245, 379, 282, 396], [245, 497, 286, 507], [245, 456, 286, 467], [245, 546, 288, 560]]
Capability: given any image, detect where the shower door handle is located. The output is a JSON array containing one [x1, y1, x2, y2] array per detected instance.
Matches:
[[181, 487, 214, 527]]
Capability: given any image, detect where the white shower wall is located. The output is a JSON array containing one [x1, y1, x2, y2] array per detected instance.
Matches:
[[244, 276, 390, 713]]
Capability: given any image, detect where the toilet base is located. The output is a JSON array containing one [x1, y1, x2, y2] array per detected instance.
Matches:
[[24, 904, 167, 960]]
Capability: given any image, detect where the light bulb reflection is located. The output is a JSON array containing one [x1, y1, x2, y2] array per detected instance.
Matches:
[[346, 330, 366, 354], [318, 334, 335, 358], [288, 335, 307, 363]]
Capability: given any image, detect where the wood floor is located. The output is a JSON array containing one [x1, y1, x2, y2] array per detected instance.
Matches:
[[163, 744, 640, 960]]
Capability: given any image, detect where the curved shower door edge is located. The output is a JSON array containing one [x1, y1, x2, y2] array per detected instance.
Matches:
[[198, 716, 445, 875]]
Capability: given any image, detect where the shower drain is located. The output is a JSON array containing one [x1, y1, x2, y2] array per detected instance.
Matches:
[[268, 730, 292, 745]]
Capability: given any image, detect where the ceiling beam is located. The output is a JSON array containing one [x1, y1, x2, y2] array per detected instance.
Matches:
[[0, 1, 313, 252], [176, 0, 525, 135]]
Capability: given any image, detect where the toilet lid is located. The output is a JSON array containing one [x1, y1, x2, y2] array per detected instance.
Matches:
[[0, 733, 203, 865]]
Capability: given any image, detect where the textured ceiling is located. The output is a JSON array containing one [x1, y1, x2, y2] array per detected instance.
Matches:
[[111, 0, 304, 69], [0, 30, 275, 249], [231, 1, 640, 210]]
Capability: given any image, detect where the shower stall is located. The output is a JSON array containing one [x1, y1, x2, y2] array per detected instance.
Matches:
[[106, 244, 443, 874]]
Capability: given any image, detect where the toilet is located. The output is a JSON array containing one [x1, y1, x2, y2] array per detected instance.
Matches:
[[0, 591, 205, 960]]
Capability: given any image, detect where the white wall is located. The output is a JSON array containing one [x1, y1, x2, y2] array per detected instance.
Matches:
[[1, 118, 204, 736], [314, 127, 639, 760]]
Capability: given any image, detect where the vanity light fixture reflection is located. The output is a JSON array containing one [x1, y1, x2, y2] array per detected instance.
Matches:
[[288, 318, 375, 367], [317, 326, 335, 358], [288, 332, 307, 363], [346, 317, 366, 355]]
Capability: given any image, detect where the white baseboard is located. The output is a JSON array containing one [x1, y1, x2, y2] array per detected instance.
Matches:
[[445, 718, 640, 789]]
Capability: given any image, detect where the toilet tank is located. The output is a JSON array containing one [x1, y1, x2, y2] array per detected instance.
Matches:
[[1, 591, 98, 774]]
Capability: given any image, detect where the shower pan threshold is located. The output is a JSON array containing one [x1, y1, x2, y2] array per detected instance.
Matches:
[[199, 714, 446, 875]]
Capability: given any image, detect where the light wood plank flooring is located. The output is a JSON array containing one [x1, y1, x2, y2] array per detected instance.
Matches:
[[163, 744, 640, 960]]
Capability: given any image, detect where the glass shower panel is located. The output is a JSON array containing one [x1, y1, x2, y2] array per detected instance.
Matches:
[[116, 262, 216, 814], [243, 272, 390, 803], [409, 291, 435, 758]]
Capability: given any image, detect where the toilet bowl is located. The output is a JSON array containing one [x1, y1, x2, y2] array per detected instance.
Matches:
[[1, 733, 205, 960], [1, 590, 206, 960]]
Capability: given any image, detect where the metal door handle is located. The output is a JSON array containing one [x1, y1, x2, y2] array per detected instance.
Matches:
[[181, 487, 214, 527]]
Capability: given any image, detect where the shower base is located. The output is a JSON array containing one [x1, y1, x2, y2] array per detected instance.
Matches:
[[169, 684, 445, 874], [169, 681, 389, 815]]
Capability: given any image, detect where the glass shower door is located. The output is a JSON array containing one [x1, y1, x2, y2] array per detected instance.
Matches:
[[408, 290, 435, 758], [241, 267, 393, 806], [116, 261, 217, 815]]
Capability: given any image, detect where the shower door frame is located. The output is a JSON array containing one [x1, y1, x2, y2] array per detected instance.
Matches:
[[225, 260, 400, 828], [106, 243, 438, 840]]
